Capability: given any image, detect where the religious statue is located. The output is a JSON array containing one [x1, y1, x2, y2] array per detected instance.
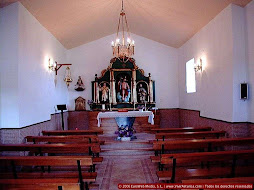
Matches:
[[117, 76, 130, 102], [138, 84, 147, 103], [75, 96, 86, 110], [100, 83, 109, 102], [75, 76, 85, 91]]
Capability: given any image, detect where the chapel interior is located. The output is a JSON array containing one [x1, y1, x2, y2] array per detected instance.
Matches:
[[0, 0, 254, 189]]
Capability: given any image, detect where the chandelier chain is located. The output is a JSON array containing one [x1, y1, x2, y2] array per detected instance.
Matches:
[[111, 0, 135, 60]]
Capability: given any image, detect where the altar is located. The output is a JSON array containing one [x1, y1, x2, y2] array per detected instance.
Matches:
[[97, 111, 154, 127]]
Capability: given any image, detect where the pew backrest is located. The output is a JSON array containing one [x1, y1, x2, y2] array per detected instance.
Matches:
[[42, 130, 103, 136], [26, 135, 100, 144], [155, 131, 226, 140], [151, 127, 212, 133]]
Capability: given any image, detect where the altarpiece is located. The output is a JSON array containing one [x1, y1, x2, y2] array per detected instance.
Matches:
[[91, 57, 155, 110]]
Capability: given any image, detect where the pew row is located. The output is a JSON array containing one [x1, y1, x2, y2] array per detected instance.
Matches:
[[26, 135, 105, 145], [182, 176, 254, 184], [0, 178, 80, 190], [152, 137, 254, 157], [155, 131, 226, 141], [0, 156, 99, 190], [42, 130, 103, 136], [156, 149, 254, 183], [150, 127, 212, 133], [0, 143, 101, 157]]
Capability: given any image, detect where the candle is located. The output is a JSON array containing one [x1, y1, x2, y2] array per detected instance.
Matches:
[[102, 104, 105, 110]]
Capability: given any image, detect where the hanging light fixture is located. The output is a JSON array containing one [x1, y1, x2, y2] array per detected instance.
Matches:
[[64, 66, 73, 87], [111, 0, 135, 62]]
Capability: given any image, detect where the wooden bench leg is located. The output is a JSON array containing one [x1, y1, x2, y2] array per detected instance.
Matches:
[[77, 160, 85, 190], [85, 182, 89, 190], [11, 161, 17, 179], [170, 158, 176, 183]]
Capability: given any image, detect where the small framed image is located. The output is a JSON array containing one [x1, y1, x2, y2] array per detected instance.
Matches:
[[240, 83, 248, 100]]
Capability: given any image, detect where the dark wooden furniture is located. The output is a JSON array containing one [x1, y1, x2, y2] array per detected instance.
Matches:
[[150, 127, 212, 133], [155, 131, 226, 141], [156, 149, 254, 183], [26, 135, 105, 145], [182, 176, 254, 184], [42, 130, 103, 136], [0, 143, 101, 157], [0, 156, 98, 190], [0, 178, 80, 190], [152, 137, 254, 157]]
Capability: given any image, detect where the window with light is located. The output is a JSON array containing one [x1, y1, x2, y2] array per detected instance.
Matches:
[[186, 58, 196, 93]]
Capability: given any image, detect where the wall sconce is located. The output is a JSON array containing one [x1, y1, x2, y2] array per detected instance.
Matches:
[[64, 66, 73, 87], [48, 58, 72, 75], [194, 58, 203, 72]]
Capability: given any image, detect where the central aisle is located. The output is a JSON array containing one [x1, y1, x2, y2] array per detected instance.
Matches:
[[96, 133, 159, 190]]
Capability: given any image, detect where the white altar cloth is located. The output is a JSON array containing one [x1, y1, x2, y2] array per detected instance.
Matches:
[[97, 111, 154, 127]]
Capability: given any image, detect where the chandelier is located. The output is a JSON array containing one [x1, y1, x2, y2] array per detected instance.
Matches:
[[111, 0, 135, 61]]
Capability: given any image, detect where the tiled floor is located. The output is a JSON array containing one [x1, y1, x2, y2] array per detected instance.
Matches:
[[96, 133, 159, 190]]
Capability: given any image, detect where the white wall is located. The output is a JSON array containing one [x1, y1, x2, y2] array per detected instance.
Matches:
[[18, 3, 68, 128], [231, 5, 248, 122], [178, 3, 252, 122], [0, 3, 20, 128], [0, 2, 68, 128], [66, 33, 179, 110], [178, 5, 234, 122], [245, 0, 254, 122]]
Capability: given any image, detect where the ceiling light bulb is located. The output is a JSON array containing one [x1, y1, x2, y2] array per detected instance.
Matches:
[[111, 41, 115, 46], [127, 38, 131, 44], [116, 38, 120, 44]]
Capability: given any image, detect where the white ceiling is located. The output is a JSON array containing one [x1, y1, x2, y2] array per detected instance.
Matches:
[[0, 0, 252, 49]]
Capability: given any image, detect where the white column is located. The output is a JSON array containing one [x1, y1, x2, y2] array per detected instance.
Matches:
[[132, 69, 137, 103], [149, 73, 153, 103]]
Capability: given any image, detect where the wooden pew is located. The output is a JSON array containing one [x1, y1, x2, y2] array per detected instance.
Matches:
[[152, 137, 254, 157], [155, 131, 226, 141], [182, 176, 254, 184], [42, 130, 103, 136], [150, 127, 212, 133], [156, 149, 254, 183], [26, 135, 105, 145], [0, 156, 98, 190], [0, 143, 101, 157], [0, 179, 80, 190]]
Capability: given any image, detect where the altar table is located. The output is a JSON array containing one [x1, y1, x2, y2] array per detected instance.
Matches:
[[97, 111, 154, 127]]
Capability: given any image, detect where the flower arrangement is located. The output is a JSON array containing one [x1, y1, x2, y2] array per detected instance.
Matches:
[[118, 125, 134, 138], [87, 100, 94, 110], [137, 105, 145, 111], [87, 100, 94, 105]]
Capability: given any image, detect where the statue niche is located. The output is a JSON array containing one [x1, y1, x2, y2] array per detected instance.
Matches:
[[99, 82, 110, 103], [116, 74, 131, 103], [137, 81, 148, 103], [91, 57, 155, 110]]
